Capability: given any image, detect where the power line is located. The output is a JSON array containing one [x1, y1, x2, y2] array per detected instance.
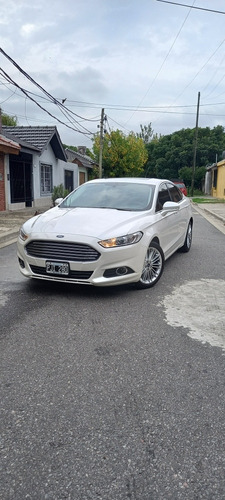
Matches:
[[125, 0, 196, 124], [171, 38, 225, 104], [1, 48, 224, 137], [149, 35, 225, 130], [0, 79, 101, 122], [1, 83, 224, 116], [1, 74, 224, 112], [0, 67, 93, 136], [0, 47, 95, 136], [0, 48, 90, 123], [156, 0, 225, 15]]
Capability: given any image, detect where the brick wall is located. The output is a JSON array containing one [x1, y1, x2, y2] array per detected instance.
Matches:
[[0, 153, 6, 211]]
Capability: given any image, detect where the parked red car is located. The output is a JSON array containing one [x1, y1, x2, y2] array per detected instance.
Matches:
[[172, 180, 187, 196]]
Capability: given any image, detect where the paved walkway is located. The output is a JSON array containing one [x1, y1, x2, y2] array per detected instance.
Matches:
[[0, 201, 225, 248], [0, 206, 51, 247], [192, 202, 225, 235]]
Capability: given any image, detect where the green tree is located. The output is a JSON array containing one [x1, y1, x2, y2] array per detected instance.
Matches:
[[178, 166, 192, 187], [194, 166, 207, 190], [137, 123, 154, 144], [145, 125, 225, 189], [93, 130, 148, 177], [1, 112, 18, 126]]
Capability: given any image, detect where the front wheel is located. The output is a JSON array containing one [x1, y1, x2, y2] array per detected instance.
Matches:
[[136, 241, 164, 289], [179, 221, 192, 253]]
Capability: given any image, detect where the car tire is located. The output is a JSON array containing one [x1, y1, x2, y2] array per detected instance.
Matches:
[[179, 220, 192, 253], [136, 241, 164, 289]]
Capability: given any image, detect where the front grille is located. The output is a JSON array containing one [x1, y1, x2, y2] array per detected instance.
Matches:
[[30, 265, 93, 280], [26, 240, 100, 262]]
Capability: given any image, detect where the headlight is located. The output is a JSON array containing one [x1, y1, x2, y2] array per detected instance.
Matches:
[[19, 226, 28, 241], [99, 231, 143, 248]]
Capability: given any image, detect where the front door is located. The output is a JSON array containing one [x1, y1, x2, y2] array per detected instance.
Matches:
[[9, 152, 33, 207], [79, 171, 86, 185], [65, 169, 74, 193]]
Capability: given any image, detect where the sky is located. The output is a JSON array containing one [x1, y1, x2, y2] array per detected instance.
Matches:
[[0, 0, 225, 150]]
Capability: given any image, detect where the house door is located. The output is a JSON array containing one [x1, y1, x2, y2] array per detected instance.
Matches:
[[9, 152, 33, 207], [79, 171, 86, 185], [65, 170, 74, 193]]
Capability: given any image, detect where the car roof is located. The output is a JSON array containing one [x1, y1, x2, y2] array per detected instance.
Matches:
[[87, 178, 169, 186]]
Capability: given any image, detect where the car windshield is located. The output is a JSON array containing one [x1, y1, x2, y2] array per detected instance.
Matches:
[[60, 182, 155, 211]]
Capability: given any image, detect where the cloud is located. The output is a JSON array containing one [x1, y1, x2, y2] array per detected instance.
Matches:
[[20, 22, 56, 38], [0, 0, 225, 148]]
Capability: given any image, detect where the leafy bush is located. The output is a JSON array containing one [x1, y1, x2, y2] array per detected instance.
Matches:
[[52, 184, 69, 204]]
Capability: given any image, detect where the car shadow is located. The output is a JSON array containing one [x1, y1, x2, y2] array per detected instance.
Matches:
[[24, 278, 137, 299]]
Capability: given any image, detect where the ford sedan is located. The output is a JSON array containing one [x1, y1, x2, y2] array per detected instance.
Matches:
[[17, 178, 193, 288]]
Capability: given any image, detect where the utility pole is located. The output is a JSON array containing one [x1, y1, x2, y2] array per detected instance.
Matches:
[[191, 91, 200, 196], [99, 108, 104, 178]]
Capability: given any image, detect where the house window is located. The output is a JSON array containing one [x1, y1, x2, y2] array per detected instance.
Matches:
[[40, 163, 52, 195]]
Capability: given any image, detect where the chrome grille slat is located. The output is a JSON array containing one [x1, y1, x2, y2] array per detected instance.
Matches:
[[26, 240, 100, 262]]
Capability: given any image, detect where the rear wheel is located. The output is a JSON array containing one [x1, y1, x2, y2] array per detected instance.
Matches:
[[136, 241, 164, 289], [180, 220, 192, 253]]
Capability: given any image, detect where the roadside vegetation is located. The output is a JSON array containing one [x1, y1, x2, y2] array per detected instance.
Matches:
[[93, 123, 225, 192], [192, 197, 225, 204], [52, 184, 69, 205]]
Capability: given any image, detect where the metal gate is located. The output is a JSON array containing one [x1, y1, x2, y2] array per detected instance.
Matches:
[[9, 152, 33, 207]]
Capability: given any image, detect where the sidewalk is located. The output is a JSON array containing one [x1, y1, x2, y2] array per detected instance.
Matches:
[[192, 201, 225, 232], [0, 201, 225, 248], [0, 206, 51, 247]]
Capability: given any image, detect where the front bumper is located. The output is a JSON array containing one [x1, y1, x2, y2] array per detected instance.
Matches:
[[17, 235, 147, 287]]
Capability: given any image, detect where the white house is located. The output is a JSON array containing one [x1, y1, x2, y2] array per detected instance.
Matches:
[[1, 126, 94, 211]]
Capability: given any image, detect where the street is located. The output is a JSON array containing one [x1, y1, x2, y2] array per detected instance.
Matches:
[[1, 208, 225, 500]]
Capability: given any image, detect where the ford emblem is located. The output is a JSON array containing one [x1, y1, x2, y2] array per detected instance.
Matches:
[[56, 235, 64, 238]]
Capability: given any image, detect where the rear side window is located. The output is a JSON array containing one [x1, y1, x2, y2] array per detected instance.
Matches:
[[167, 182, 183, 203]]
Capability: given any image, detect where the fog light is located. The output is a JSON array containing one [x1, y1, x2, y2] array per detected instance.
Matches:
[[103, 267, 134, 278], [116, 266, 128, 276]]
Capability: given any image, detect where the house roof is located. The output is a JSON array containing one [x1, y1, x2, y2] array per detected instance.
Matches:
[[2, 126, 67, 161], [65, 148, 96, 169], [206, 159, 225, 171], [217, 158, 225, 167], [0, 134, 21, 154]]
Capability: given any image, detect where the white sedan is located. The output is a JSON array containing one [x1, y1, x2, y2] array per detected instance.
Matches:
[[17, 178, 193, 289]]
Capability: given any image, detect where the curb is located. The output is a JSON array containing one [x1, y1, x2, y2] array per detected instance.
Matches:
[[202, 208, 225, 224], [192, 202, 225, 225], [0, 230, 19, 245]]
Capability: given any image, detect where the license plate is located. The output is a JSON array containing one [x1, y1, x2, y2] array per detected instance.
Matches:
[[46, 261, 69, 276]]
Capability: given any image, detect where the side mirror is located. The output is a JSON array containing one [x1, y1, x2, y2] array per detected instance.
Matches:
[[162, 201, 179, 215], [54, 197, 63, 206]]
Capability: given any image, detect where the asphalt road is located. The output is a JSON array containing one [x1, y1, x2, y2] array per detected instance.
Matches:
[[1, 208, 225, 500]]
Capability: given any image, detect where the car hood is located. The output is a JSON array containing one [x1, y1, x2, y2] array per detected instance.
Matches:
[[24, 206, 152, 239]]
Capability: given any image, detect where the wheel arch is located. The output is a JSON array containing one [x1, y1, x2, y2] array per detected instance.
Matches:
[[150, 236, 160, 246]]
